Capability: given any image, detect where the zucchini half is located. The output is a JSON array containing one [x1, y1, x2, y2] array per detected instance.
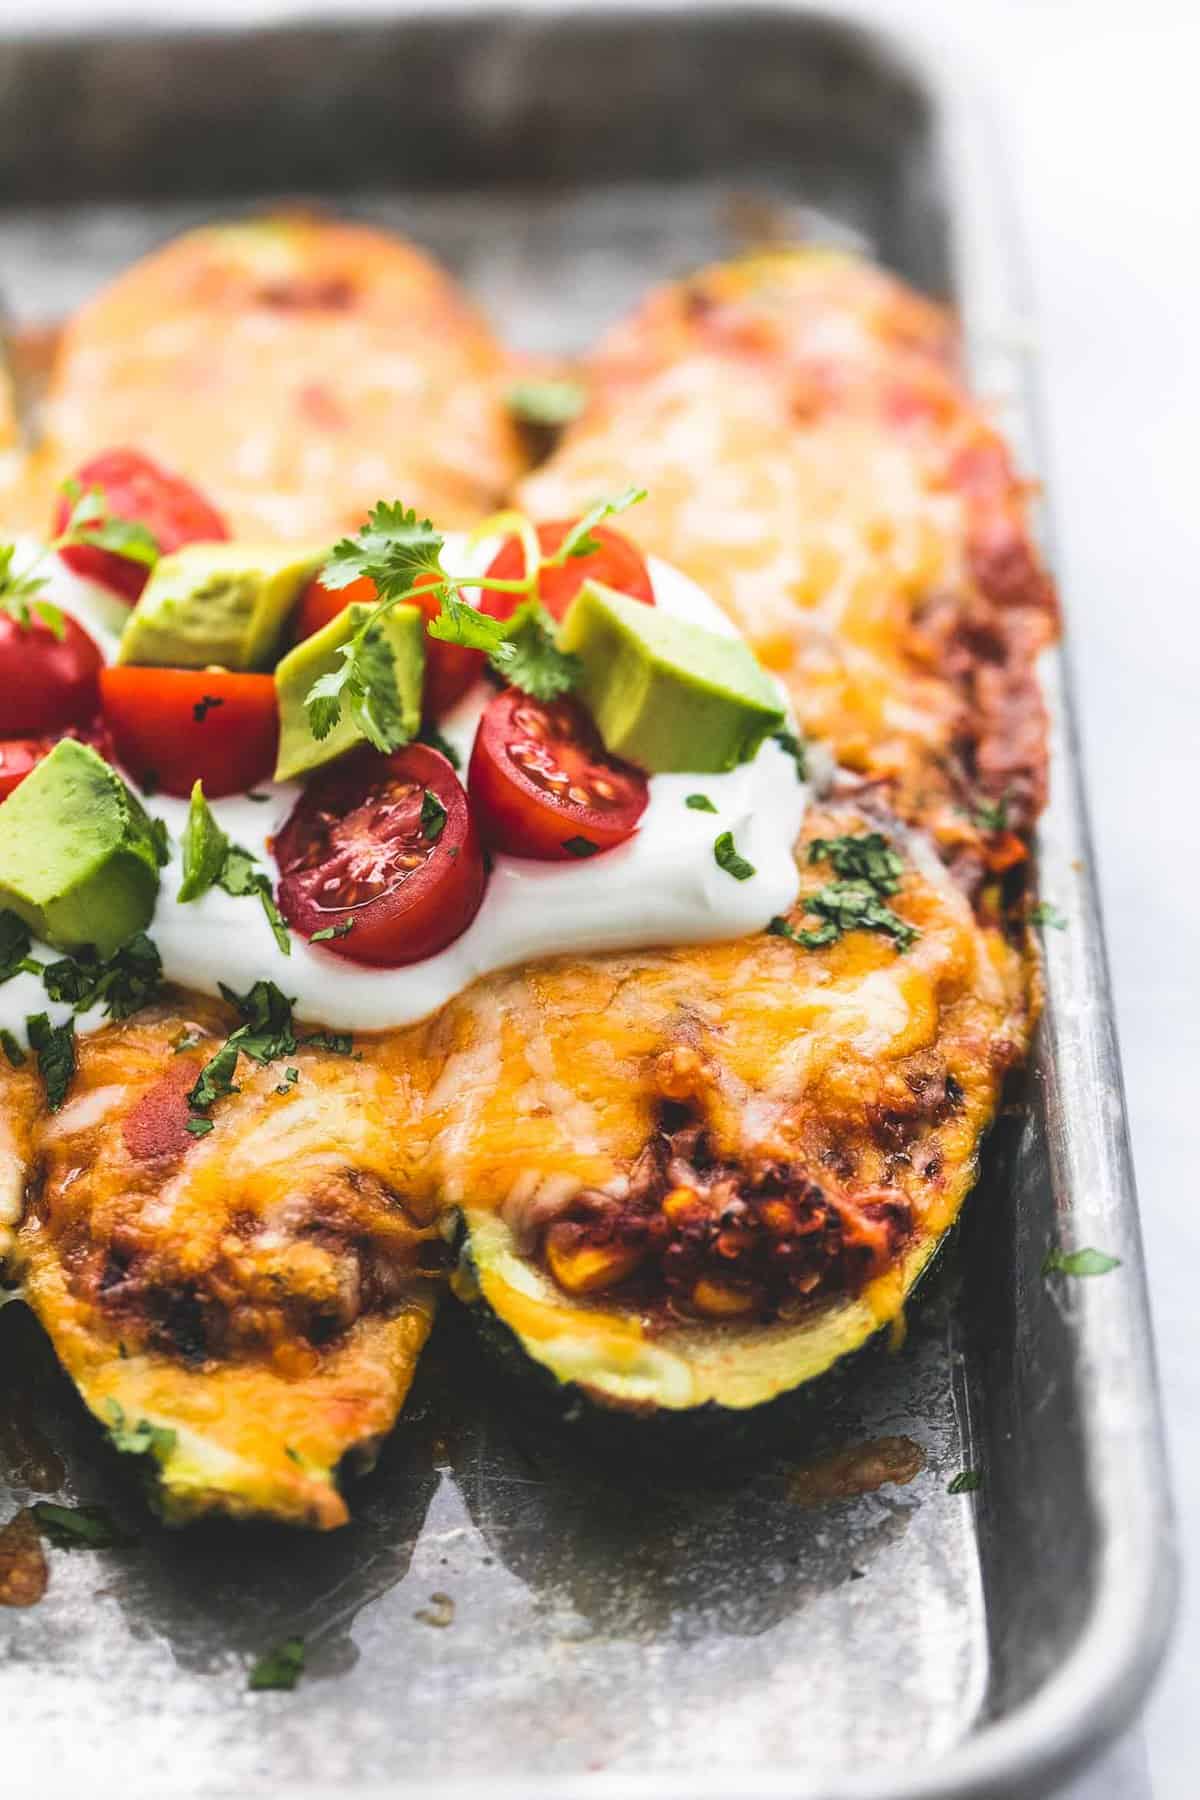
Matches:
[[458, 1203, 950, 1424]]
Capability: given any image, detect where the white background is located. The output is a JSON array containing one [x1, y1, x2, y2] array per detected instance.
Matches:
[[12, 0, 1200, 1793]]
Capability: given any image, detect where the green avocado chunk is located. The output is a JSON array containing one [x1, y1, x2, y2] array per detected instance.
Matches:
[[0, 740, 162, 957], [558, 580, 785, 773], [117, 542, 328, 671], [273, 601, 425, 782]]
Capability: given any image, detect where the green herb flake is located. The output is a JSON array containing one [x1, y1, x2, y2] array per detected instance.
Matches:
[[178, 783, 291, 953], [972, 795, 1009, 833], [562, 835, 599, 858], [105, 1401, 176, 1464], [713, 831, 756, 882], [0, 1027, 26, 1068], [185, 1116, 214, 1137], [808, 832, 903, 894], [947, 1470, 983, 1496], [421, 788, 448, 843], [505, 376, 587, 428], [42, 933, 163, 1022], [1042, 1246, 1121, 1278], [686, 794, 718, 813], [26, 1012, 75, 1111], [275, 1067, 299, 1095], [309, 919, 355, 943], [552, 486, 647, 563], [31, 1501, 134, 1550], [0, 909, 35, 984], [173, 1030, 202, 1054], [249, 1637, 305, 1693], [1031, 901, 1068, 931], [771, 729, 808, 781], [301, 1029, 355, 1057]]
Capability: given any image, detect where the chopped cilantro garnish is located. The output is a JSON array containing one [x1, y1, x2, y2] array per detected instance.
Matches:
[[188, 981, 298, 1118], [249, 1637, 305, 1692], [771, 729, 808, 781], [421, 789, 448, 843], [275, 1067, 299, 1095], [0, 910, 38, 984], [31, 1501, 134, 1550], [177, 781, 291, 953], [301, 1029, 355, 1056], [713, 830, 755, 882], [1030, 901, 1067, 930], [246, 789, 272, 803], [947, 1471, 982, 1495], [551, 486, 647, 563], [173, 1029, 202, 1054], [808, 832, 903, 893], [0, 1028, 26, 1068], [771, 830, 918, 953], [1042, 1245, 1120, 1277], [26, 1013, 75, 1111], [309, 918, 354, 943], [563, 835, 599, 858], [41, 933, 163, 1022], [972, 794, 1009, 833], [105, 1400, 176, 1463], [685, 793, 718, 813], [185, 1115, 214, 1137]]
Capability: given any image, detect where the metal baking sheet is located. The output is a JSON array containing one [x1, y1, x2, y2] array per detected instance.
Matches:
[[0, 8, 1176, 1798]]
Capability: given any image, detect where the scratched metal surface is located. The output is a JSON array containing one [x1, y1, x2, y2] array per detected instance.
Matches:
[[0, 9, 1175, 1799]]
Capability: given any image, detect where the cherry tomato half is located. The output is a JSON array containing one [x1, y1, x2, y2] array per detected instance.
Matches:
[[482, 520, 655, 625], [0, 610, 103, 735], [468, 688, 648, 861], [54, 448, 229, 603], [274, 744, 485, 966], [100, 667, 278, 799], [293, 570, 482, 721]]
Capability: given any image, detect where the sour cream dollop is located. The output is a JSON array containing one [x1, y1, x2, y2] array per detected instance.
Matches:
[[0, 547, 808, 1039]]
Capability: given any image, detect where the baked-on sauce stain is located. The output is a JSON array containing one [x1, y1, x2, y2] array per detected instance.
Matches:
[[787, 1436, 926, 1506], [0, 1508, 48, 1607]]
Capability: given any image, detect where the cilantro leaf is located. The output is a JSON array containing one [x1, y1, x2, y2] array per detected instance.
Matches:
[[218, 980, 297, 1064], [249, 1637, 305, 1692], [0, 544, 61, 636], [771, 729, 808, 781], [347, 624, 407, 752], [495, 600, 581, 700], [41, 934, 163, 1022], [713, 831, 756, 882], [686, 793, 718, 813], [0, 1028, 26, 1068], [420, 789, 447, 842], [320, 501, 442, 598], [552, 487, 647, 563], [1042, 1245, 1121, 1277], [57, 479, 159, 568], [802, 881, 917, 952], [31, 1501, 134, 1550], [309, 918, 354, 943], [426, 588, 509, 655], [808, 833, 903, 894], [177, 784, 291, 953], [178, 781, 229, 901], [301, 1029, 355, 1056], [947, 1471, 982, 1495], [505, 377, 587, 428], [0, 909, 36, 984], [563, 836, 599, 858], [1031, 901, 1067, 931], [305, 664, 352, 741], [26, 1013, 75, 1111], [185, 1115, 214, 1137], [972, 795, 1009, 833], [105, 1400, 176, 1463], [188, 1038, 241, 1111]]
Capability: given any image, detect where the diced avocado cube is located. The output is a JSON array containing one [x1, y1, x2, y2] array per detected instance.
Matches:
[[273, 602, 425, 782], [558, 580, 785, 773], [0, 740, 162, 957], [117, 541, 328, 671]]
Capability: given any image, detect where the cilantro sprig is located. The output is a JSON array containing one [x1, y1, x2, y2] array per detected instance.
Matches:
[[187, 979, 297, 1124], [305, 489, 645, 741], [0, 478, 160, 638], [178, 782, 290, 954]]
